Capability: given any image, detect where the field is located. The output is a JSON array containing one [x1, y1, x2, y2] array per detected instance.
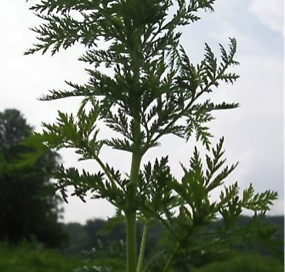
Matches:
[[0, 243, 83, 272], [0, 242, 283, 272], [194, 253, 284, 272]]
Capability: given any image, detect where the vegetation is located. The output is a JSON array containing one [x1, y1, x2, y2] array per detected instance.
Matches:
[[0, 243, 82, 272], [24, 0, 280, 271], [193, 252, 284, 272], [0, 242, 282, 272], [0, 109, 68, 248], [0, 215, 283, 272], [62, 216, 284, 259]]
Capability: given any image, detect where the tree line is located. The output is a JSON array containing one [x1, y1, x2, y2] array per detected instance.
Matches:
[[62, 216, 284, 259], [0, 109, 68, 248]]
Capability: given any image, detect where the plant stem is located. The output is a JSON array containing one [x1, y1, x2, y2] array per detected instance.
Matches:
[[127, 28, 141, 270], [126, 152, 142, 272], [162, 225, 195, 272], [94, 155, 117, 189], [137, 223, 148, 272], [162, 242, 180, 272], [126, 211, 138, 272]]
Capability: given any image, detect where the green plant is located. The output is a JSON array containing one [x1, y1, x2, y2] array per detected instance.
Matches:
[[24, 1, 278, 272], [193, 252, 284, 272], [0, 243, 83, 272]]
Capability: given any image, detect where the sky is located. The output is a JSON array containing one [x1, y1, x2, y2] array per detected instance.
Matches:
[[0, 0, 284, 224]]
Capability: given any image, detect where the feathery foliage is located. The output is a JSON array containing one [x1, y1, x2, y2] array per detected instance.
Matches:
[[25, 1, 279, 271]]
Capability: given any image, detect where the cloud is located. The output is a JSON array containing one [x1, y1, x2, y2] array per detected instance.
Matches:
[[249, 0, 284, 35]]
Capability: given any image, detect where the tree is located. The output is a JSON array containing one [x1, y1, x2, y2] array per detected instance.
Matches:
[[0, 109, 68, 248], [25, 0, 278, 271]]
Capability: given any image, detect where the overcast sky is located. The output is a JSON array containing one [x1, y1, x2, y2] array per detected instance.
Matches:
[[0, 0, 284, 224]]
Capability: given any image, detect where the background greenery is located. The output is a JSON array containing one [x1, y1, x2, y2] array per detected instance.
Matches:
[[0, 243, 82, 272], [62, 216, 284, 258], [0, 237, 283, 272], [0, 109, 68, 248], [193, 252, 284, 272]]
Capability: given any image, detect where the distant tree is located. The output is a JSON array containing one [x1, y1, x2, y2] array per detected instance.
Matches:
[[63, 222, 88, 255], [85, 219, 107, 248], [0, 109, 68, 248]]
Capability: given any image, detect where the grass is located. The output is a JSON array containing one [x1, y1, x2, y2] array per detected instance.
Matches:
[[194, 252, 284, 272], [0, 243, 83, 272], [0, 243, 283, 272]]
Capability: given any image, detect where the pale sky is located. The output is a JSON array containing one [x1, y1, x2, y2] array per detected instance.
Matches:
[[0, 0, 284, 224]]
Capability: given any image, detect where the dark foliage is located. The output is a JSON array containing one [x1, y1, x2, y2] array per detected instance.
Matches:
[[63, 215, 284, 261], [0, 109, 68, 248], [193, 252, 284, 272], [0, 243, 84, 272]]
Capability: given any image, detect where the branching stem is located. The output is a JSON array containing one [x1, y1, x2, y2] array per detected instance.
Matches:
[[94, 156, 118, 189], [137, 223, 149, 272], [162, 241, 180, 272]]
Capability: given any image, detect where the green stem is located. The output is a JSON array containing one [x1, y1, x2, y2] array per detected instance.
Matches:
[[85, 144, 118, 190], [126, 152, 142, 272], [126, 211, 138, 272], [162, 242, 180, 272], [126, 28, 141, 271], [137, 223, 149, 272], [95, 156, 117, 189], [162, 225, 195, 272]]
